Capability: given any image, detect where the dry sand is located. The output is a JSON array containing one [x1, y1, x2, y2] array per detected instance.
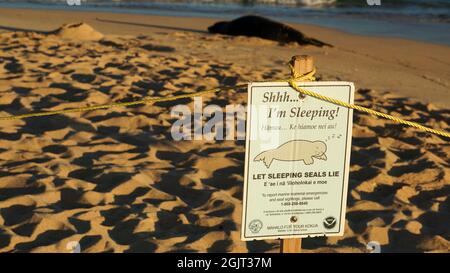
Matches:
[[0, 8, 449, 253]]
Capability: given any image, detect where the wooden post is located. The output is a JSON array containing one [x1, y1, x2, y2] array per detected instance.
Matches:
[[280, 55, 315, 253], [281, 237, 302, 253], [291, 55, 314, 78]]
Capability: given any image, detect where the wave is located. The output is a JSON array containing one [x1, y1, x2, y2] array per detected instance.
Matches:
[[4, 0, 450, 8], [96, 0, 449, 22]]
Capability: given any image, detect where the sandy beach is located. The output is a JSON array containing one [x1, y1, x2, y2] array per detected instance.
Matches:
[[0, 7, 449, 252]]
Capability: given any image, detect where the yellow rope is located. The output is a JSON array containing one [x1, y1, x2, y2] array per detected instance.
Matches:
[[286, 65, 449, 138], [0, 65, 448, 139], [0, 85, 245, 121]]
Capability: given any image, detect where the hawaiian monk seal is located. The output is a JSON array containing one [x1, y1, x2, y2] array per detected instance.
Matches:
[[207, 15, 332, 47], [254, 139, 327, 168]]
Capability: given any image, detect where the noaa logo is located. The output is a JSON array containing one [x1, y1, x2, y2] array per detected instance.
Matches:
[[248, 219, 263, 233], [323, 216, 337, 229]]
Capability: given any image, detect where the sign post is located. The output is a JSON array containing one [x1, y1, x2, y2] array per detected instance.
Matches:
[[241, 55, 354, 253], [281, 55, 313, 253]]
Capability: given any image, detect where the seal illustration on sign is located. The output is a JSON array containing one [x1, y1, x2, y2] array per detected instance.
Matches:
[[254, 139, 327, 168], [248, 219, 263, 234]]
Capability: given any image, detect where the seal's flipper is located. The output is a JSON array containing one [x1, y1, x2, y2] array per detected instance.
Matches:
[[304, 37, 333, 48], [303, 157, 314, 165], [315, 153, 327, 161], [254, 150, 275, 168]]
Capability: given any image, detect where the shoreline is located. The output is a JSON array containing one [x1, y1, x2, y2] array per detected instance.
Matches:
[[1, 6, 449, 47], [1, 3, 450, 46], [0, 7, 449, 107]]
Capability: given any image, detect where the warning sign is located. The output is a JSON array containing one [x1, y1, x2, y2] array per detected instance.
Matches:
[[242, 81, 354, 240]]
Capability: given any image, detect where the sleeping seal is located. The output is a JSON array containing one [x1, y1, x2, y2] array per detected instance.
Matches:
[[207, 15, 332, 47], [254, 139, 327, 168]]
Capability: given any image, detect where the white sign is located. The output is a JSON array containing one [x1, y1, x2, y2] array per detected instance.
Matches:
[[242, 81, 354, 240]]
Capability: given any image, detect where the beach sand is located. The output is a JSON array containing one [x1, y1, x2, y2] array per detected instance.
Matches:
[[0, 8, 449, 253]]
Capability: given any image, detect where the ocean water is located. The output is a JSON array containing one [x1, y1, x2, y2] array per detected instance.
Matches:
[[0, 0, 449, 45]]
